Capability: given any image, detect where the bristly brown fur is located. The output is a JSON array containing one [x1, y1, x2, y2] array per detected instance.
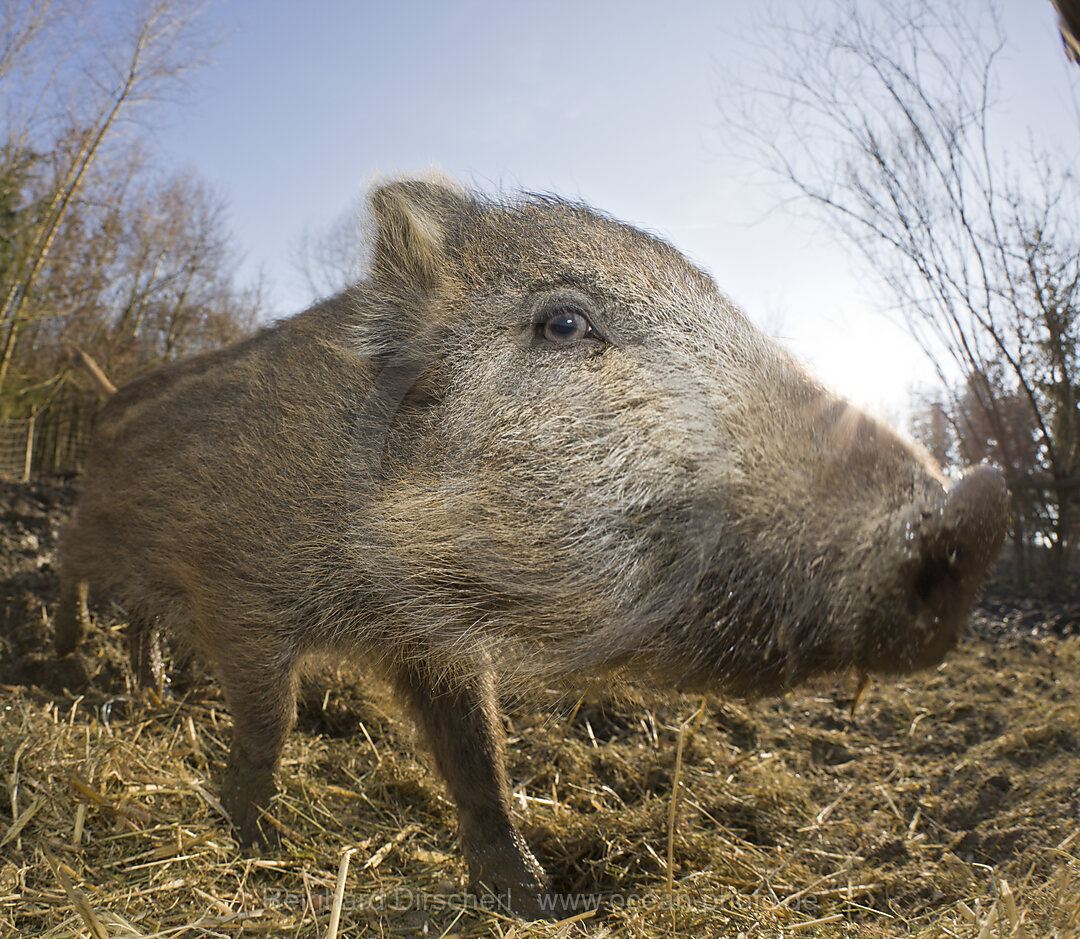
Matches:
[[54, 175, 1007, 917]]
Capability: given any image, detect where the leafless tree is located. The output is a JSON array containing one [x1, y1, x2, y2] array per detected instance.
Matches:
[[18, 162, 260, 388], [0, 0, 68, 86], [292, 197, 367, 302], [0, 0, 212, 394], [722, 0, 1080, 578]]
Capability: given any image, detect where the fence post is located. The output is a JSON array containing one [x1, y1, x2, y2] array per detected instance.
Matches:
[[22, 412, 35, 482]]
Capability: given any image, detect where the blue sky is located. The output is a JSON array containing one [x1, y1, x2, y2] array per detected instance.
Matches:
[[150, 0, 1079, 418]]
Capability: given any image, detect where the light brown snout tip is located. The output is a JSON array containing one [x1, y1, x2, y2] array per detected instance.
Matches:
[[944, 464, 1009, 553], [909, 463, 1009, 615]]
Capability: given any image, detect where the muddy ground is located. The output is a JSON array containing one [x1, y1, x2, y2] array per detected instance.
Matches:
[[1, 479, 1078, 937]]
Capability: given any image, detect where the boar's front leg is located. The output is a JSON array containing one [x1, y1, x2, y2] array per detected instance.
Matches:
[[393, 659, 550, 919], [54, 577, 90, 657], [217, 649, 298, 849]]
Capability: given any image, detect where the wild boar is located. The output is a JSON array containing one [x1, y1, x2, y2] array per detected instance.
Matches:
[[55, 178, 1008, 917]]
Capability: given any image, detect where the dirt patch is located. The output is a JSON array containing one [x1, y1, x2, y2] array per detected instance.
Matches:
[[1, 481, 1078, 937]]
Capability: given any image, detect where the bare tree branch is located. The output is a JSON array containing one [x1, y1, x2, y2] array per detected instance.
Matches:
[[721, 0, 1080, 575], [0, 0, 212, 393]]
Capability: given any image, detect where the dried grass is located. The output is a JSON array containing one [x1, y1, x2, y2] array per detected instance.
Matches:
[[2, 482, 1078, 936], [2, 629, 1077, 937]]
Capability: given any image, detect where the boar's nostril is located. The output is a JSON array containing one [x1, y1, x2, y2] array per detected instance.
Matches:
[[912, 544, 961, 605]]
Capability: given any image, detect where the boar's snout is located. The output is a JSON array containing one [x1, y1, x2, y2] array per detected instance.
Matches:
[[910, 466, 1009, 605], [863, 464, 1009, 673]]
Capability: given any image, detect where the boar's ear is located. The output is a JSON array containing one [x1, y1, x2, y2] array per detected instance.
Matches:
[[368, 178, 469, 302]]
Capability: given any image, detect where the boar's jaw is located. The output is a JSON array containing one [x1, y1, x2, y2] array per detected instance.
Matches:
[[858, 464, 1009, 674], [649, 465, 1007, 696]]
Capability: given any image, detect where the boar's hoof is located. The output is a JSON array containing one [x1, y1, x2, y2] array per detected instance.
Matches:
[[126, 615, 167, 693], [221, 757, 280, 850], [465, 825, 552, 920]]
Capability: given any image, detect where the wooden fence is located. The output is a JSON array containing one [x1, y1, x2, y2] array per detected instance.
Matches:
[[0, 390, 98, 480]]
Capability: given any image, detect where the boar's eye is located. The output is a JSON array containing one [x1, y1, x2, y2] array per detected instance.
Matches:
[[537, 305, 598, 345]]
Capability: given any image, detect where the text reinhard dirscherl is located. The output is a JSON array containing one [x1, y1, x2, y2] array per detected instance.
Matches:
[[260, 887, 743, 916]]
